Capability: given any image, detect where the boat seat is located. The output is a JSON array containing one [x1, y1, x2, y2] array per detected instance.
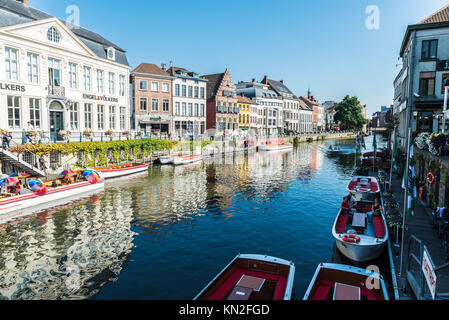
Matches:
[[373, 216, 386, 238], [370, 182, 378, 192], [335, 214, 350, 233], [313, 285, 332, 300]]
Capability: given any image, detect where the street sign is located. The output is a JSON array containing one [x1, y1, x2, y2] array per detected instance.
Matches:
[[422, 249, 437, 300]]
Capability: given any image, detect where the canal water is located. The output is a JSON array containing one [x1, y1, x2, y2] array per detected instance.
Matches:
[[0, 137, 391, 300]]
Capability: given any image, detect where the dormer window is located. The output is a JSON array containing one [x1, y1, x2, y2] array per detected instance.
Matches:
[[107, 47, 116, 61], [47, 27, 60, 43]]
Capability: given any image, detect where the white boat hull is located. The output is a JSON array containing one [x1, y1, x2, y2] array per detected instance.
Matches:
[[158, 156, 173, 165], [334, 237, 387, 262], [96, 164, 149, 179], [259, 144, 293, 152], [0, 179, 105, 224], [172, 155, 203, 166]]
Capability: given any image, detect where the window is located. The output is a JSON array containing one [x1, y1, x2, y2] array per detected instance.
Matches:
[[97, 70, 104, 93], [83, 66, 91, 91], [151, 81, 158, 92], [188, 86, 193, 98], [140, 80, 147, 90], [120, 107, 126, 130], [188, 103, 193, 116], [109, 105, 116, 130], [84, 103, 92, 130], [200, 104, 205, 117], [162, 83, 169, 93], [5, 47, 18, 80], [419, 72, 436, 96], [194, 103, 199, 116], [70, 102, 79, 130], [69, 63, 77, 89], [182, 85, 187, 97], [182, 103, 187, 116], [119, 75, 125, 97], [152, 99, 159, 112], [194, 86, 199, 98], [97, 105, 104, 130], [175, 102, 180, 115], [422, 40, 438, 60], [108, 72, 115, 95], [140, 98, 147, 111], [29, 98, 41, 128], [47, 27, 60, 43], [175, 84, 180, 96], [27, 53, 38, 83], [200, 87, 205, 99], [7, 96, 20, 129], [163, 99, 169, 112]]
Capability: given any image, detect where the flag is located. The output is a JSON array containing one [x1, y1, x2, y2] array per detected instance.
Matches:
[[373, 132, 377, 158], [392, 131, 398, 173], [356, 133, 361, 154], [402, 141, 417, 219]]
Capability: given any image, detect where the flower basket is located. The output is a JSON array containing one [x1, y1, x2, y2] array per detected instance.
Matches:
[[137, 131, 144, 138], [123, 130, 132, 140], [58, 130, 71, 141], [83, 130, 93, 139], [105, 130, 115, 140], [415, 132, 430, 150], [428, 132, 446, 156]]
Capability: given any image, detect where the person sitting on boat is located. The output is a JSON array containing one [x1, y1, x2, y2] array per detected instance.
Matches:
[[341, 196, 355, 215], [371, 198, 382, 217], [62, 174, 73, 185], [347, 193, 357, 209]]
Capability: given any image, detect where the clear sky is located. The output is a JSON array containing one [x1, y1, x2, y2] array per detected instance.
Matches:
[[31, 0, 449, 116]]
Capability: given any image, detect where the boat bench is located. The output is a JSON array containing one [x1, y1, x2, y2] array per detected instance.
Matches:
[[335, 214, 350, 233], [373, 216, 386, 238]]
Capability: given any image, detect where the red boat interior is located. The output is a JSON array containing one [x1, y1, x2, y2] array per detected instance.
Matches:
[[196, 258, 291, 300], [348, 178, 379, 193], [335, 207, 386, 238], [307, 267, 385, 300]]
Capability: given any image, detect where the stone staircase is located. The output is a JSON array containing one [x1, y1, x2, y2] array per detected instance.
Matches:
[[0, 148, 45, 177]]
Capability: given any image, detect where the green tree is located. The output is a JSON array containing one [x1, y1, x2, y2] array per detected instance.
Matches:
[[334, 95, 369, 131]]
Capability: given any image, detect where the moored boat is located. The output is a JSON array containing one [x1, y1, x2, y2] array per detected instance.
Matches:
[[157, 156, 174, 165], [326, 146, 343, 157], [332, 176, 388, 262], [258, 139, 293, 152], [0, 178, 104, 223], [172, 154, 203, 166], [92, 163, 149, 179], [303, 263, 389, 300], [194, 254, 295, 301]]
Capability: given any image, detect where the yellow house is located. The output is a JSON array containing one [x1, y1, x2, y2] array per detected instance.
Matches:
[[237, 95, 251, 130]]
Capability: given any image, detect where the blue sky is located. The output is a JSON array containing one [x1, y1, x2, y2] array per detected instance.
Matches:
[[32, 0, 449, 116]]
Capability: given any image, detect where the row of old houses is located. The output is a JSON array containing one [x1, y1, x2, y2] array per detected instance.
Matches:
[[0, 0, 326, 143]]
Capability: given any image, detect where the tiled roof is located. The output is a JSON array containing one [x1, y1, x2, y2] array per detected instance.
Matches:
[[202, 72, 225, 100], [0, 0, 129, 66], [300, 96, 319, 106], [298, 99, 312, 111], [418, 4, 449, 24], [266, 79, 294, 96], [237, 95, 252, 104], [132, 63, 170, 77]]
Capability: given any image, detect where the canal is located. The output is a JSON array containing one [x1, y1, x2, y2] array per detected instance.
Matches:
[[0, 137, 391, 300]]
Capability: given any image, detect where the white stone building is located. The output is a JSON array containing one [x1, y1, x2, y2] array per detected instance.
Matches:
[[0, 0, 130, 143]]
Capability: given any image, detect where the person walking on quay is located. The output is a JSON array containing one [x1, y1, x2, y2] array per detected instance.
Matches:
[[2, 131, 12, 149], [24, 122, 34, 144]]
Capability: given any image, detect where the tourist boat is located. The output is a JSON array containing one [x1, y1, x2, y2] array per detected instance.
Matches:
[[326, 146, 343, 157], [303, 263, 389, 300], [194, 254, 295, 301], [0, 178, 105, 223], [92, 163, 149, 179], [332, 176, 388, 262], [157, 156, 173, 165], [258, 139, 293, 152], [172, 154, 203, 166]]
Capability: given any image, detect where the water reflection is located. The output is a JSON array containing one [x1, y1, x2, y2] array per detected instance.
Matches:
[[0, 139, 361, 300]]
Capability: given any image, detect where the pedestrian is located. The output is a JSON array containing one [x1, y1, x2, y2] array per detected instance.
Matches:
[[24, 122, 34, 144], [2, 131, 12, 149]]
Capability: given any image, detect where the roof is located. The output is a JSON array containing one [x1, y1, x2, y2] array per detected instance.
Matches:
[[237, 95, 252, 104], [266, 79, 294, 97], [236, 86, 280, 99], [202, 72, 225, 100], [300, 96, 319, 106], [400, 4, 449, 57], [132, 63, 170, 77], [0, 0, 129, 66], [418, 4, 449, 24], [298, 99, 312, 111]]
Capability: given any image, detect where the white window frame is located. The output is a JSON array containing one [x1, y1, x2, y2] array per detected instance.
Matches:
[[27, 52, 39, 84], [5, 47, 18, 81]]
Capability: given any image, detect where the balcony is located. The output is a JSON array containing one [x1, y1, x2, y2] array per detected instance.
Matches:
[[48, 86, 66, 98]]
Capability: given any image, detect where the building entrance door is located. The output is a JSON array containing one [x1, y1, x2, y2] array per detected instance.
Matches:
[[49, 101, 64, 142]]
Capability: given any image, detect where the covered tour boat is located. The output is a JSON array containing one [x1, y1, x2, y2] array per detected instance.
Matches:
[[303, 263, 389, 300], [258, 139, 293, 152], [92, 163, 149, 179], [332, 176, 388, 262], [0, 177, 104, 223], [194, 254, 295, 301]]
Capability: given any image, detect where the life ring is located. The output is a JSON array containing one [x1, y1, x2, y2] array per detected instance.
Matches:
[[342, 234, 361, 243], [427, 172, 435, 184]]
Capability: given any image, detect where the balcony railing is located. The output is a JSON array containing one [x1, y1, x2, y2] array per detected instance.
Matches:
[[48, 86, 66, 98]]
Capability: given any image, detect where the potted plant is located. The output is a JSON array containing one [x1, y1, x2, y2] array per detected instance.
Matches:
[[122, 130, 132, 140], [83, 130, 93, 140], [428, 132, 446, 156], [137, 131, 144, 138], [58, 130, 72, 142], [415, 132, 430, 150], [105, 130, 115, 141]]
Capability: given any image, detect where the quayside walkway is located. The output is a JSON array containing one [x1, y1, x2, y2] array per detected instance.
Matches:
[[389, 174, 449, 300]]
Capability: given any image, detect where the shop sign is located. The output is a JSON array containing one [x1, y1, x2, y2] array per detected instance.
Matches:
[[438, 59, 449, 71], [83, 94, 118, 103], [0, 82, 25, 92], [442, 74, 449, 94]]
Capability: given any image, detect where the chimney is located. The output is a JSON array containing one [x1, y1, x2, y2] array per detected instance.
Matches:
[[252, 78, 256, 83], [161, 63, 166, 71], [263, 75, 268, 85], [17, 0, 29, 5], [280, 80, 284, 84]]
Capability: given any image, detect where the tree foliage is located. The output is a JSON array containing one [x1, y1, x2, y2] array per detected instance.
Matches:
[[334, 95, 369, 131]]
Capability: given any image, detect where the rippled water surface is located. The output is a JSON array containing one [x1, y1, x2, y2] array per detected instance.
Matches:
[[0, 138, 386, 300]]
